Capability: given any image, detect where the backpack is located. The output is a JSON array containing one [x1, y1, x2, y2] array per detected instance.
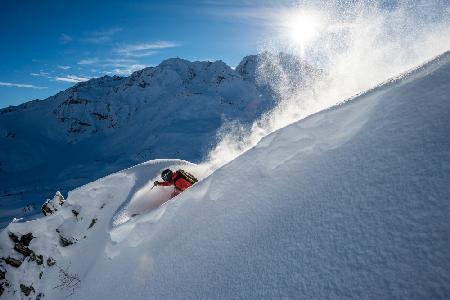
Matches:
[[175, 169, 198, 185]]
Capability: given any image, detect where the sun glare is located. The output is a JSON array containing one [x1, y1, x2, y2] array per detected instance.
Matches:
[[284, 12, 323, 46]]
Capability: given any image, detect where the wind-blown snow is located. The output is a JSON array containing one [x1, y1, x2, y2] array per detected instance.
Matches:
[[1, 52, 449, 299], [0, 55, 316, 228]]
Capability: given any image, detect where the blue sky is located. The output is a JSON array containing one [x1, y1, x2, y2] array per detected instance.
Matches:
[[1, 0, 448, 108], [0, 0, 290, 108]]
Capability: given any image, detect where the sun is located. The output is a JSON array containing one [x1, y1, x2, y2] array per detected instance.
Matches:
[[284, 12, 323, 46]]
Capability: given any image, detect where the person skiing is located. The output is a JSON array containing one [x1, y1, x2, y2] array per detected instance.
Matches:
[[154, 169, 198, 198]]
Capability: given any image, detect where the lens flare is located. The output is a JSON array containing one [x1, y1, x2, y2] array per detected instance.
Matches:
[[286, 13, 322, 46]]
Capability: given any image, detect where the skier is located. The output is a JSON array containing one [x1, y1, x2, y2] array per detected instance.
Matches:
[[154, 169, 198, 198]]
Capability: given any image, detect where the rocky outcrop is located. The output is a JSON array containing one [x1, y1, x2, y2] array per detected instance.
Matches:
[[2, 256, 22, 268], [42, 192, 65, 216], [47, 257, 56, 267], [14, 243, 33, 257], [20, 283, 35, 296], [0, 190, 103, 297]]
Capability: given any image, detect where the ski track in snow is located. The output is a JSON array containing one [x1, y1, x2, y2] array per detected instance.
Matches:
[[107, 159, 193, 228]]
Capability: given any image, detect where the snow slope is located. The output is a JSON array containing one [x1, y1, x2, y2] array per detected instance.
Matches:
[[0, 54, 316, 228], [1, 51, 449, 299]]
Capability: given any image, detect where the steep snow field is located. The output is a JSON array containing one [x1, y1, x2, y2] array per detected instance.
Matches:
[[0, 54, 316, 228], [1, 51, 449, 298]]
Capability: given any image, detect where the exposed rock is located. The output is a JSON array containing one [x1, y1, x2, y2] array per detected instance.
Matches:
[[0, 106, 14, 114], [8, 232, 19, 243], [0, 279, 9, 296], [30, 253, 43, 265], [42, 192, 65, 216], [58, 234, 74, 247], [63, 97, 90, 105], [0, 282, 5, 297], [20, 283, 35, 296], [22, 204, 34, 213], [41, 202, 56, 216], [36, 292, 44, 300], [0, 271, 5, 296], [20, 232, 33, 246], [3, 256, 22, 268], [14, 243, 33, 257], [46, 257, 56, 267], [72, 209, 79, 218], [88, 218, 97, 229], [0, 265, 5, 280], [36, 255, 43, 265]]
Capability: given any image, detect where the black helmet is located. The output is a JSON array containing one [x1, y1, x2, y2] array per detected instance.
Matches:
[[161, 169, 173, 182]]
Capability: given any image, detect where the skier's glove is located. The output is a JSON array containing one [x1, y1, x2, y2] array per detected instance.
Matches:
[[154, 181, 159, 186]]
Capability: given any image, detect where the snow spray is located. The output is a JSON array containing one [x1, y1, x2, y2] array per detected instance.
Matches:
[[201, 0, 450, 175]]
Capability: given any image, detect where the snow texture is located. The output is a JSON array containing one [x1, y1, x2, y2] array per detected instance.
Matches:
[[0, 54, 316, 228], [0, 51, 449, 299]]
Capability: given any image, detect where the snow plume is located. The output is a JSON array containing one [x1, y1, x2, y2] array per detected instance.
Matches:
[[202, 0, 450, 174]]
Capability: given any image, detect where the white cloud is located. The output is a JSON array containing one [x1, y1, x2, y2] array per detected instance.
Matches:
[[60, 33, 73, 44], [55, 75, 91, 83], [30, 71, 51, 78], [77, 58, 99, 65], [83, 27, 122, 43], [121, 50, 157, 57], [105, 64, 149, 76], [57, 65, 71, 70], [104, 58, 137, 64], [0, 81, 47, 89], [116, 41, 180, 56]]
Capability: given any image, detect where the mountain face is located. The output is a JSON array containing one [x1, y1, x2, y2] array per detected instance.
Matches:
[[0, 52, 448, 299], [0, 54, 317, 227]]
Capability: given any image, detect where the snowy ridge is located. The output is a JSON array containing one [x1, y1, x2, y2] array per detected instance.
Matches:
[[0, 51, 449, 298], [0, 159, 197, 299], [336, 50, 450, 108], [0, 54, 316, 228]]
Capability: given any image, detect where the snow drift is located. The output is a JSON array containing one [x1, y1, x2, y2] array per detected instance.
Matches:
[[1, 51, 449, 299]]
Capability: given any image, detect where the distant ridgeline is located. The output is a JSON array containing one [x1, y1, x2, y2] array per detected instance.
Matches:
[[0, 53, 318, 227]]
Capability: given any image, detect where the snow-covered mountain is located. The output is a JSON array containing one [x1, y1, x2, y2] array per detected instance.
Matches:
[[0, 51, 448, 299], [0, 54, 317, 228]]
